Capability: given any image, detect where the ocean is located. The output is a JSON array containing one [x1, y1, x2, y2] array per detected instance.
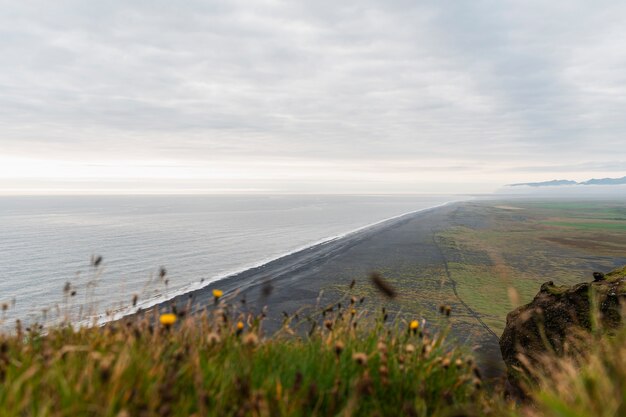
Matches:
[[0, 194, 455, 326]]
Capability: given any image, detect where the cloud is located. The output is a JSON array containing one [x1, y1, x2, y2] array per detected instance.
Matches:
[[1, 1, 625, 193]]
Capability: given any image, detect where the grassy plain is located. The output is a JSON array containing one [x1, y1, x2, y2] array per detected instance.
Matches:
[[436, 199, 626, 335]]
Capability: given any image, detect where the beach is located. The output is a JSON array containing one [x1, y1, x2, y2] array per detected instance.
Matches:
[[157, 201, 504, 374]]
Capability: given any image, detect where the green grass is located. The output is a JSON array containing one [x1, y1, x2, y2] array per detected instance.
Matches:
[[541, 221, 626, 231], [434, 201, 626, 337]]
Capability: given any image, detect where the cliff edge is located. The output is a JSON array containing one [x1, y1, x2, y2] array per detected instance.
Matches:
[[500, 266, 626, 392]]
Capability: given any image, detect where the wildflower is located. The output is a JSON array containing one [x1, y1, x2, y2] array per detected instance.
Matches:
[[409, 320, 419, 334], [212, 289, 223, 302], [236, 321, 244, 332], [455, 358, 463, 368], [351, 308, 357, 317], [353, 352, 368, 366], [159, 313, 177, 326], [405, 344, 415, 354], [442, 358, 451, 369]]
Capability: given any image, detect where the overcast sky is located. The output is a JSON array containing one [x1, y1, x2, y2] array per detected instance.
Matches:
[[1, 1, 625, 194]]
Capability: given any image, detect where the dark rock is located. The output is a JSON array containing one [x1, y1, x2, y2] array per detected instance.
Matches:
[[500, 266, 626, 395], [593, 271, 605, 281]]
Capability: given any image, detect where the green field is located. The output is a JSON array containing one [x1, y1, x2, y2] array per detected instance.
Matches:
[[435, 199, 626, 336]]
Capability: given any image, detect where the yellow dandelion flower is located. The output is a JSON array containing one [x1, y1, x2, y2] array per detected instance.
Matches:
[[410, 320, 419, 330], [236, 321, 244, 331], [212, 289, 223, 299], [159, 313, 177, 326], [351, 308, 357, 316]]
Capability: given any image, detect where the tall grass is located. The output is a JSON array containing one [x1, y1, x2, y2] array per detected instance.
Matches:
[[0, 292, 501, 417]]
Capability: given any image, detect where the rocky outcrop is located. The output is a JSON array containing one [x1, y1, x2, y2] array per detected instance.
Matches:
[[500, 266, 626, 393]]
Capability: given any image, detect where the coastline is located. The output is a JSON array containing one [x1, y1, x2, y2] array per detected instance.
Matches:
[[95, 200, 456, 325], [121, 200, 506, 376], [148, 201, 460, 318]]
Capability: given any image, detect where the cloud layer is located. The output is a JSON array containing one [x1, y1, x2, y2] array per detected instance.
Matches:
[[2, 1, 625, 193]]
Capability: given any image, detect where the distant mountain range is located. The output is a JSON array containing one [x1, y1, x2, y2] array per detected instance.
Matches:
[[509, 176, 626, 187]]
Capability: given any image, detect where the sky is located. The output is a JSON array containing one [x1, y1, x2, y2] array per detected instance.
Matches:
[[1, 0, 626, 195]]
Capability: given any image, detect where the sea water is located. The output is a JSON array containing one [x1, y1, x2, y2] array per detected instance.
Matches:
[[0, 194, 455, 325]]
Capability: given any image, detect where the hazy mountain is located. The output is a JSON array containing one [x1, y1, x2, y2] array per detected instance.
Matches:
[[582, 176, 626, 185], [509, 176, 626, 187], [509, 179, 578, 187]]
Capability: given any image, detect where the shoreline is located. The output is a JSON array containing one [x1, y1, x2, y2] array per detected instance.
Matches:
[[96, 200, 457, 325], [145, 201, 460, 319]]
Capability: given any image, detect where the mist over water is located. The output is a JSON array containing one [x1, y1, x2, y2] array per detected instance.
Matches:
[[0, 194, 455, 325]]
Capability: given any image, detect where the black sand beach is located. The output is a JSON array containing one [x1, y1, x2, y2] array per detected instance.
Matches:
[[157, 202, 504, 375]]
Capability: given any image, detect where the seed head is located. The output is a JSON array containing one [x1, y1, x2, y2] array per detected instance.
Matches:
[[207, 332, 221, 345], [370, 272, 396, 298], [91, 255, 103, 267], [352, 352, 367, 366], [334, 341, 345, 357], [243, 333, 258, 347]]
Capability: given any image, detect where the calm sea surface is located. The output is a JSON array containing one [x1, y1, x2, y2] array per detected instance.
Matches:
[[0, 195, 455, 325]]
